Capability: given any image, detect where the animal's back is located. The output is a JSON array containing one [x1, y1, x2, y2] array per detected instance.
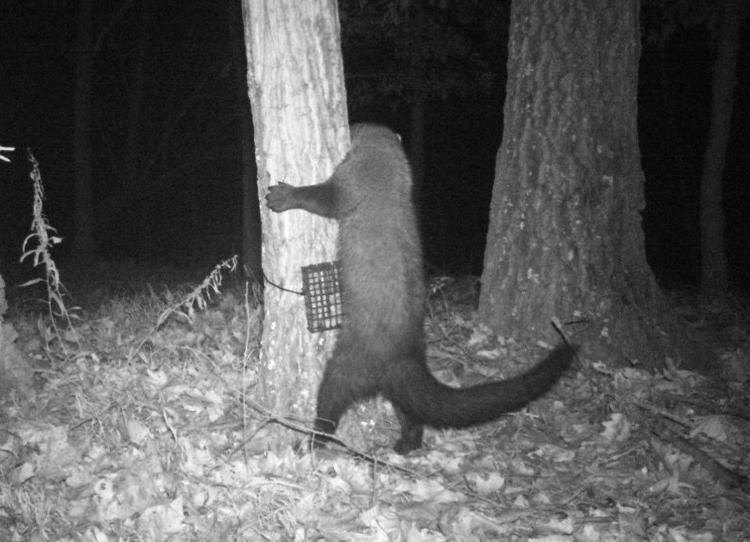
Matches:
[[334, 124, 426, 358]]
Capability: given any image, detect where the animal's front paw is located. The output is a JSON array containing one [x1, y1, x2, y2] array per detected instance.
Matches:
[[266, 182, 295, 213]]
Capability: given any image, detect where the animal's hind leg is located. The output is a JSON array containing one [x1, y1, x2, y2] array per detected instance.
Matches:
[[393, 405, 424, 454], [312, 359, 360, 448]]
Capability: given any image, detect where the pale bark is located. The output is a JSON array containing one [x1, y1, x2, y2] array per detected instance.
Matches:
[[242, 0, 349, 430]]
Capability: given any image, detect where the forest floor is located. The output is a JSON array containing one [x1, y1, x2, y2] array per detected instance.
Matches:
[[1, 262, 749, 541]]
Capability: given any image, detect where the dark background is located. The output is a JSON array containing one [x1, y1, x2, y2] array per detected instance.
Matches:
[[0, 2, 748, 289]]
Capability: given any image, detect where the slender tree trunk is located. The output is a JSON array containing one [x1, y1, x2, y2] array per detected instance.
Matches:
[[699, 0, 741, 299], [479, 0, 666, 367], [124, 2, 150, 193], [72, 0, 95, 260], [242, 0, 348, 437]]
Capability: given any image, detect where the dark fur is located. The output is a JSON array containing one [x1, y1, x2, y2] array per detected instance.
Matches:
[[267, 123, 575, 454]]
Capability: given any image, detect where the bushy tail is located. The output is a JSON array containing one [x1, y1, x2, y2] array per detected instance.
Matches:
[[399, 344, 576, 429]]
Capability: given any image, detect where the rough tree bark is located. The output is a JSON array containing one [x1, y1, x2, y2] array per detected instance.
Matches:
[[242, 0, 349, 437], [699, 0, 742, 300], [479, 0, 667, 368]]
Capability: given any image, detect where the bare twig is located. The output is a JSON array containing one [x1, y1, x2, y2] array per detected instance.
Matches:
[[128, 256, 238, 361]]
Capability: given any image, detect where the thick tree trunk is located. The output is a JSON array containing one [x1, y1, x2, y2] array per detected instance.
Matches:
[[699, 0, 741, 300], [72, 0, 95, 260], [242, 0, 348, 437], [479, 0, 664, 367]]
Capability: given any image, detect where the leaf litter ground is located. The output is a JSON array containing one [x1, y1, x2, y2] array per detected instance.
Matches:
[[1, 266, 749, 541]]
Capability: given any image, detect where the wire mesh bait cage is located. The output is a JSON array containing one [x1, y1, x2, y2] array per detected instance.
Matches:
[[301, 260, 344, 332]]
